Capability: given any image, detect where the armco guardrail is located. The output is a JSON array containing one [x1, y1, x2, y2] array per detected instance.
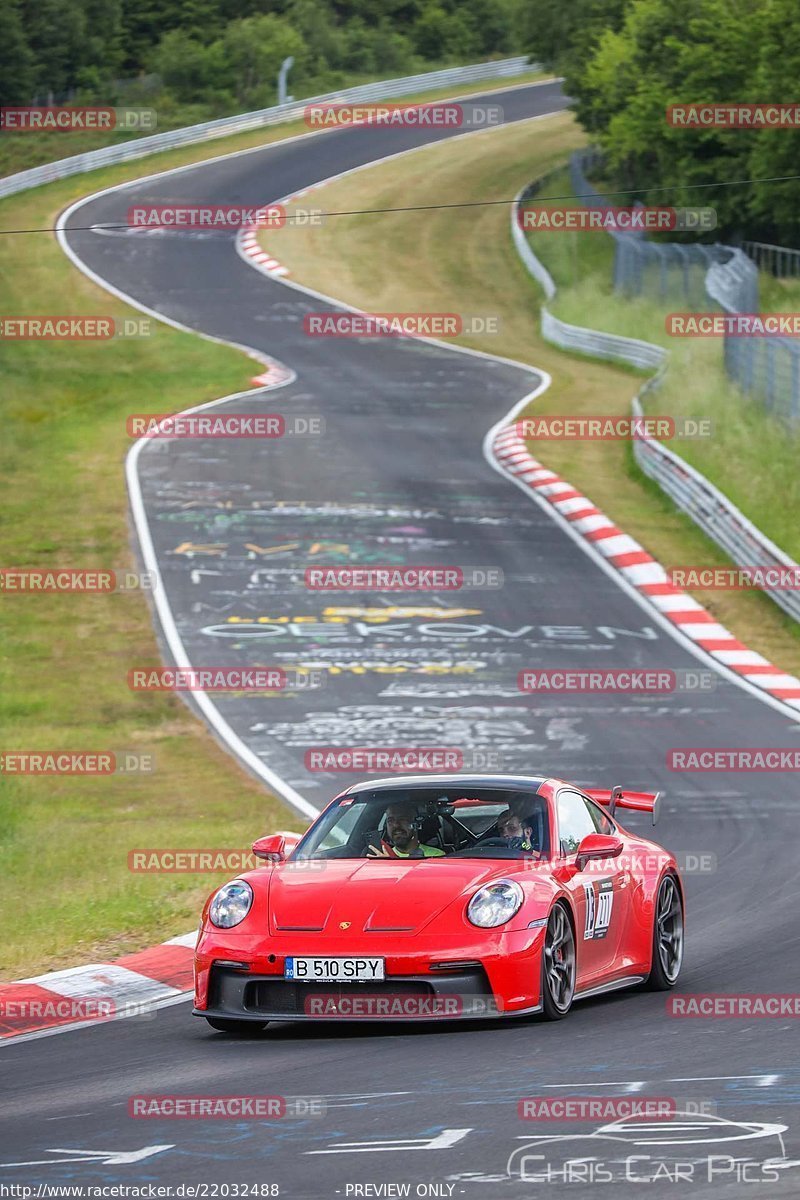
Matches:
[[511, 184, 557, 299], [0, 57, 535, 201], [511, 181, 800, 623], [631, 392, 800, 623], [540, 309, 665, 369], [513, 182, 666, 368]]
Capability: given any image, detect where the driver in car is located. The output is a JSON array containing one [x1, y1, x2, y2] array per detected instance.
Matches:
[[366, 801, 445, 858], [495, 808, 539, 854]]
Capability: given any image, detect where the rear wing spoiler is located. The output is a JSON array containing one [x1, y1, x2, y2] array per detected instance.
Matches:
[[585, 786, 662, 826]]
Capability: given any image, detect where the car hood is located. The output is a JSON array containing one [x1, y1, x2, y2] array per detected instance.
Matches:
[[256, 858, 531, 936]]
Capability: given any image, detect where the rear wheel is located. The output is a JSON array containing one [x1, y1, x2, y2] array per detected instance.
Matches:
[[540, 903, 576, 1020], [205, 1017, 268, 1034], [646, 875, 684, 989]]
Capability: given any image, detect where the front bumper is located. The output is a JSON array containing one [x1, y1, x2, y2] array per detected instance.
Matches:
[[194, 926, 546, 1022], [195, 964, 543, 1022]]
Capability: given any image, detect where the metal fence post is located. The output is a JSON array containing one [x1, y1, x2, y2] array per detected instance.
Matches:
[[277, 57, 294, 106]]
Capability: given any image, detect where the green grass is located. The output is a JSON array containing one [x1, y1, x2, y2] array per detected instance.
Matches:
[[0, 277, 303, 976], [758, 271, 800, 313], [523, 167, 619, 287]]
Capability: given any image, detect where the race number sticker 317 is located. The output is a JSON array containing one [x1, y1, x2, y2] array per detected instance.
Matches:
[[584, 880, 614, 940]]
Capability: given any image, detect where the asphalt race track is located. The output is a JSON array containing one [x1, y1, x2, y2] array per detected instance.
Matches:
[[4, 81, 800, 1197]]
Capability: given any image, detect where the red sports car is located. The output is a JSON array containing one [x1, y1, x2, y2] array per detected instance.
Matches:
[[193, 774, 684, 1031]]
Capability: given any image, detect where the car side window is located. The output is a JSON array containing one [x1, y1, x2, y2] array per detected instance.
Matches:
[[557, 790, 599, 855], [585, 797, 615, 836]]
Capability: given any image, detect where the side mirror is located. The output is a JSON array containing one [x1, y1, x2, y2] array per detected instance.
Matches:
[[575, 832, 624, 872], [252, 831, 303, 862], [252, 834, 286, 862]]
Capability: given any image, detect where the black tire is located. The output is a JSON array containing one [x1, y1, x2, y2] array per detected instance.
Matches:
[[645, 874, 684, 990], [205, 1017, 268, 1034], [540, 902, 576, 1020]]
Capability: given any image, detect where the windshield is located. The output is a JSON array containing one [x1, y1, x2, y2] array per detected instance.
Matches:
[[293, 786, 551, 860]]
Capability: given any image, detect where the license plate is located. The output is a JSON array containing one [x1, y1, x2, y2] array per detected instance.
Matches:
[[284, 956, 385, 983]]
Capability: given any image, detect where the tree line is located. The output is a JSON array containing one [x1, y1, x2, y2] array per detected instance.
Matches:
[[0, 0, 536, 114], [535, 0, 800, 246]]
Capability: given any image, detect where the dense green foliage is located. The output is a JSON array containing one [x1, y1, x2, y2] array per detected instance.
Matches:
[[2, 0, 530, 110], [535, 0, 800, 244]]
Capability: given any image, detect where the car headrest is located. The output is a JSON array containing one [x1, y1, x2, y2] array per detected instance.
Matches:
[[417, 813, 442, 844]]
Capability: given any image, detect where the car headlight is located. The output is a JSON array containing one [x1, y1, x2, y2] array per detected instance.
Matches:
[[467, 880, 524, 928], [209, 880, 253, 928]]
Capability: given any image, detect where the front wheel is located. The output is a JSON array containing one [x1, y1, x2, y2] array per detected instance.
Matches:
[[645, 875, 684, 989], [205, 1017, 268, 1034], [540, 902, 576, 1020]]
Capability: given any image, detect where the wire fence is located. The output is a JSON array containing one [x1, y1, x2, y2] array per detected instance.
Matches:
[[742, 240, 800, 278], [570, 150, 800, 422]]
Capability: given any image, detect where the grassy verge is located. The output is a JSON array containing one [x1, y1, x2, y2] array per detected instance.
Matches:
[[0, 69, 550, 177], [759, 273, 800, 312], [0, 221, 307, 978], [0, 127, 320, 984], [256, 111, 800, 677]]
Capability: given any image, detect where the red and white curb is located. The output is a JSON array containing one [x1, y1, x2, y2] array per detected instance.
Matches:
[[238, 185, 323, 380], [492, 425, 800, 711], [237, 184, 324, 282], [239, 228, 289, 278], [249, 356, 294, 388], [0, 932, 195, 1040], [237, 228, 294, 384]]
